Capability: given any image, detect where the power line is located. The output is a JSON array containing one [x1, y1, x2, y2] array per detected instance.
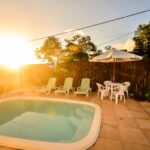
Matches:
[[27, 9, 150, 42], [97, 31, 134, 46], [92, 32, 133, 41]]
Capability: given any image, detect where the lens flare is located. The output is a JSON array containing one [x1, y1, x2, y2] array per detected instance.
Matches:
[[0, 34, 36, 69]]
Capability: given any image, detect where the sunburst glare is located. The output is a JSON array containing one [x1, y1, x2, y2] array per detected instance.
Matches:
[[0, 34, 36, 69]]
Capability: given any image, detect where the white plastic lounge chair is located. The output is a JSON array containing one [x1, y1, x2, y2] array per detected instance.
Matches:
[[112, 84, 126, 104], [123, 81, 130, 97], [36, 77, 56, 94], [74, 78, 91, 97], [55, 77, 73, 95], [96, 83, 110, 100]]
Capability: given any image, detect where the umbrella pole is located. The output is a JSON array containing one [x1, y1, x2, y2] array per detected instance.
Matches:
[[113, 58, 116, 82]]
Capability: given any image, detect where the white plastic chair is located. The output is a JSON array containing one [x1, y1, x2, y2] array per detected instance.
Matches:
[[123, 81, 130, 97], [104, 80, 112, 91], [112, 84, 126, 104], [96, 83, 110, 100], [104, 80, 112, 85]]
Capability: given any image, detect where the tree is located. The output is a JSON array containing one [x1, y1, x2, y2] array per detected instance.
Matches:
[[60, 34, 97, 62], [35, 36, 62, 63], [133, 22, 150, 57], [68, 34, 97, 54], [104, 46, 112, 51]]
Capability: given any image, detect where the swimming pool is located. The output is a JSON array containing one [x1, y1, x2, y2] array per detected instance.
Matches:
[[0, 97, 101, 150]]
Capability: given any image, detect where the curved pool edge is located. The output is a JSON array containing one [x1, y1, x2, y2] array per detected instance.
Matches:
[[0, 96, 101, 150]]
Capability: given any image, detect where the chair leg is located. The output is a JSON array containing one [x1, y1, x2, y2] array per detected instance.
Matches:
[[109, 93, 112, 100], [66, 91, 69, 96], [89, 88, 92, 93], [127, 91, 128, 97], [125, 90, 128, 97], [101, 92, 104, 100], [86, 92, 89, 97], [115, 95, 118, 104], [123, 95, 126, 103], [120, 95, 122, 100]]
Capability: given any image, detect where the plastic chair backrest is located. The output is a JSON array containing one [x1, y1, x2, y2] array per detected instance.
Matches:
[[104, 81, 112, 90], [47, 77, 56, 89], [63, 77, 73, 89], [81, 78, 90, 89], [96, 83, 104, 90], [118, 84, 126, 95], [123, 82, 130, 88], [104, 80, 112, 85]]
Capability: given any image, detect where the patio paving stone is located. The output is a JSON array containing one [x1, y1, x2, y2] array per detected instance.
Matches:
[[127, 105, 145, 112], [126, 99, 140, 106], [117, 117, 139, 128], [123, 143, 150, 150], [144, 107, 150, 114], [101, 104, 116, 116], [139, 101, 150, 107], [100, 124, 121, 140], [102, 115, 118, 126], [135, 119, 150, 129], [115, 109, 134, 118], [119, 126, 150, 145], [137, 101, 150, 114], [94, 138, 123, 150], [131, 111, 150, 119], [0, 146, 22, 150], [114, 104, 129, 111], [142, 130, 150, 142], [87, 145, 95, 150]]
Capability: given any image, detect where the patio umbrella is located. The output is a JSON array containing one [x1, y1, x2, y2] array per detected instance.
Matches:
[[90, 49, 142, 81]]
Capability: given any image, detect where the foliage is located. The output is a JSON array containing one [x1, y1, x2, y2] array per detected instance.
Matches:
[[35, 36, 62, 63], [61, 34, 97, 62], [133, 21, 150, 57], [104, 46, 112, 51], [65, 34, 97, 52], [104, 46, 118, 51], [134, 87, 150, 101], [35, 34, 99, 63], [89, 49, 102, 58]]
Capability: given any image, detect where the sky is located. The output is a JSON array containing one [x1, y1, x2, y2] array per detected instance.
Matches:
[[0, 0, 150, 66]]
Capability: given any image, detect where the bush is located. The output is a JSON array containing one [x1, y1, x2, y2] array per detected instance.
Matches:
[[134, 87, 150, 101]]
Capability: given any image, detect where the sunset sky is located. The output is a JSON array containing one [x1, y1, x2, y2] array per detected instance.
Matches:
[[0, 0, 150, 66]]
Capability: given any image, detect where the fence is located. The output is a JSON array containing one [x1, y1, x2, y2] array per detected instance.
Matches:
[[0, 59, 150, 100], [53, 59, 150, 93]]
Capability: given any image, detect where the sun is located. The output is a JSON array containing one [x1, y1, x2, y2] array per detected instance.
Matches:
[[0, 34, 36, 69]]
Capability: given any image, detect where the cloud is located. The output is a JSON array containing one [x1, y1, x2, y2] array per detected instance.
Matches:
[[112, 39, 135, 51]]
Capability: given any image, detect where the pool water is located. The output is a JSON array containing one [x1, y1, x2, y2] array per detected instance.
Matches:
[[0, 99, 95, 143]]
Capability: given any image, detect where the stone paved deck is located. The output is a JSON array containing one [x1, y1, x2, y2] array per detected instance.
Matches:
[[0, 91, 150, 150]]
